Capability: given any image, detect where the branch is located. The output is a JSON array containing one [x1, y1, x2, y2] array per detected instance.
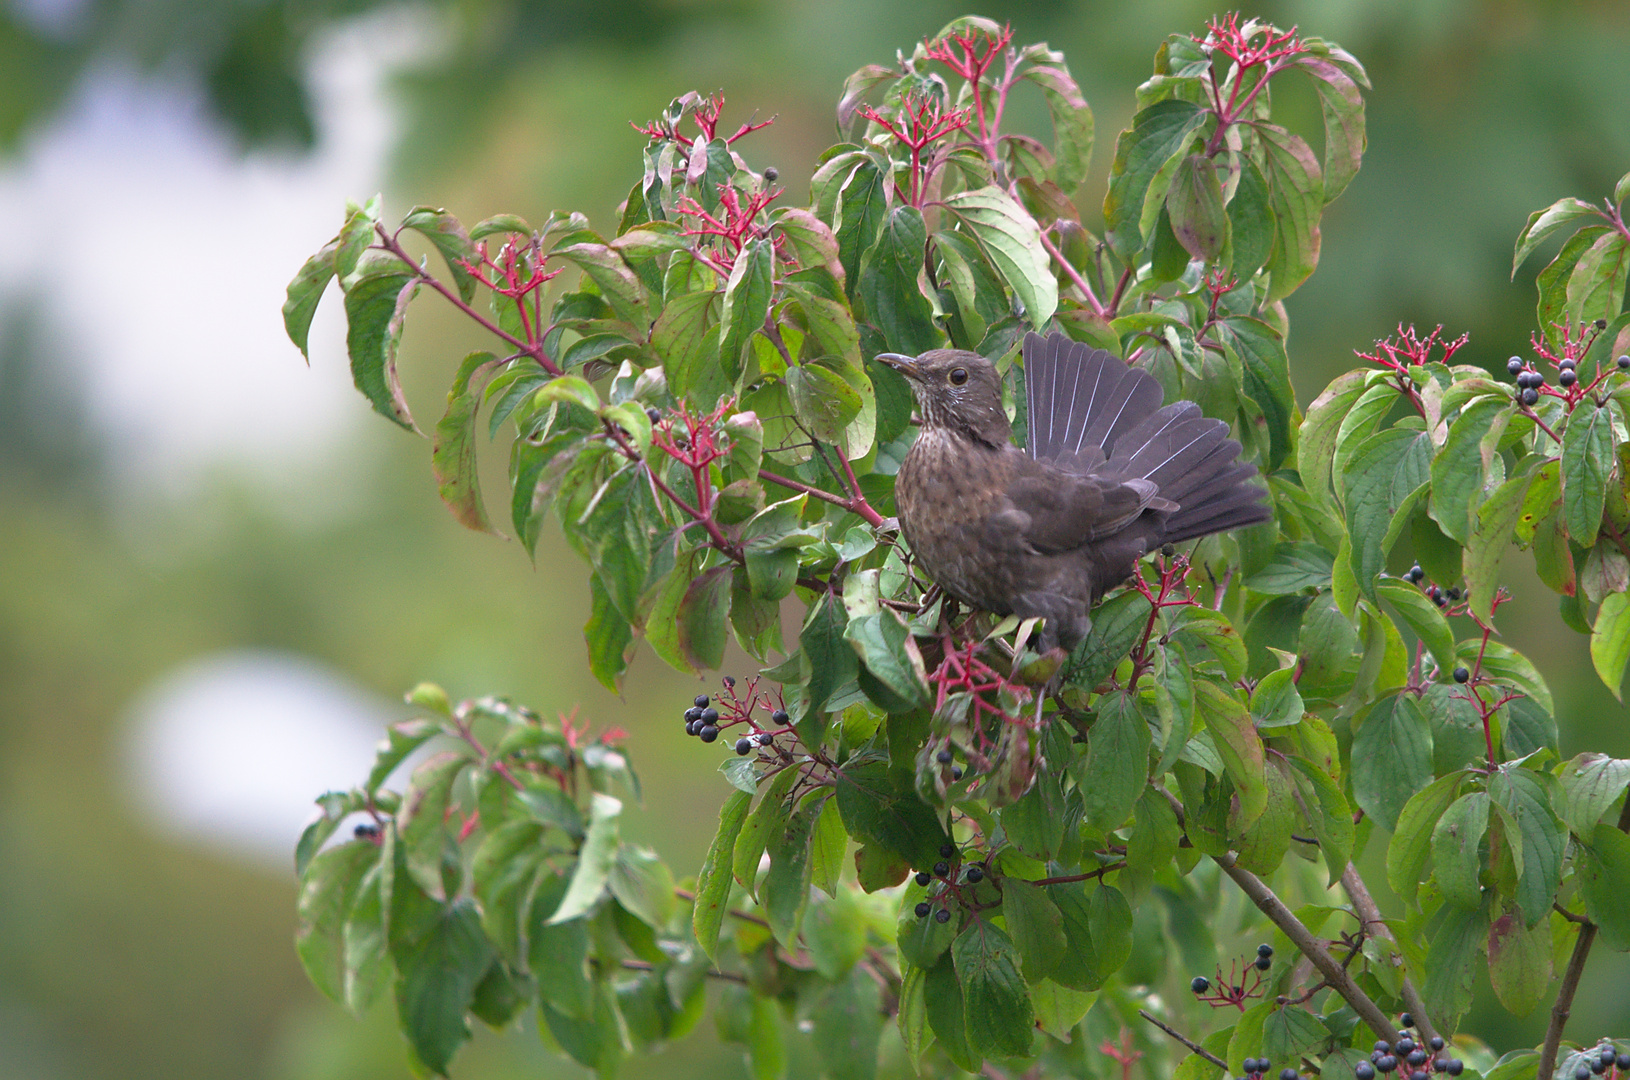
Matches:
[[1039, 229, 1108, 318], [1216, 854, 1399, 1041], [621, 958, 746, 984], [759, 468, 885, 526], [1139, 1009, 1227, 1067], [1340, 863, 1438, 1048]]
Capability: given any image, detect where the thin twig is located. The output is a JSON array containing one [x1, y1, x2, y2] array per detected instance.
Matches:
[[1340, 863, 1437, 1048], [621, 958, 747, 983], [1039, 229, 1107, 317], [1216, 854, 1398, 1041], [1139, 1009, 1226, 1067]]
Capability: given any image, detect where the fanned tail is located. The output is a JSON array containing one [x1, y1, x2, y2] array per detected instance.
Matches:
[[1022, 331, 1271, 544]]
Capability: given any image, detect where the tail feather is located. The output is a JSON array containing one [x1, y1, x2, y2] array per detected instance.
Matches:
[[1021, 330, 1270, 546]]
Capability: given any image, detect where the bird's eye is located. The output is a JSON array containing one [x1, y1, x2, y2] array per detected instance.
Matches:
[[948, 368, 969, 386]]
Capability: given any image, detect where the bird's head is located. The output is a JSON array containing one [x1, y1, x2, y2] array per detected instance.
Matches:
[[875, 348, 1012, 446]]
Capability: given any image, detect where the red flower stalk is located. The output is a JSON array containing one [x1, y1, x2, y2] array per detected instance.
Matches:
[[1196, 13, 1309, 69], [631, 92, 775, 149], [457, 238, 564, 351], [1356, 324, 1469, 372], [923, 23, 1013, 84], [674, 183, 780, 272], [856, 90, 971, 205]]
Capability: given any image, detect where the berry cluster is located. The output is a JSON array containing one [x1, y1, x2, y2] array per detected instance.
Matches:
[[910, 842, 981, 924], [1571, 1041, 1630, 1080], [1402, 565, 1461, 610], [679, 676, 791, 756], [1357, 1016, 1464, 1080], [1236, 1057, 1286, 1079], [932, 745, 965, 781], [1504, 316, 1630, 412], [1191, 944, 1273, 1010]]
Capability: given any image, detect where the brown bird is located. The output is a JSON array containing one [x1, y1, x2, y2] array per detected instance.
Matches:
[[878, 331, 1271, 651]]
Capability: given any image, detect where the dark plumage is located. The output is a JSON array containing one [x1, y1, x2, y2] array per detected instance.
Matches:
[[878, 331, 1271, 650]]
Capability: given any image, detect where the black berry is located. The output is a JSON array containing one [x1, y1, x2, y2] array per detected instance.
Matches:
[[936, 748, 954, 764], [1591, 1059, 1606, 1076], [1453, 666, 1469, 683], [1409, 565, 1424, 582], [915, 871, 932, 886], [915, 901, 932, 918], [950, 766, 963, 779], [1619, 355, 1630, 370], [1434, 1061, 1446, 1073], [1244, 1059, 1260, 1074], [940, 842, 956, 859], [701, 708, 719, 724], [1375, 1042, 1392, 1054], [1446, 1062, 1464, 1077], [1254, 954, 1272, 970], [757, 732, 774, 745], [1427, 586, 1441, 600], [1561, 357, 1577, 369], [1357, 1064, 1377, 1080], [1507, 356, 1524, 374], [1257, 943, 1274, 958], [1282, 1070, 1299, 1080], [735, 737, 753, 755], [722, 675, 736, 689], [645, 407, 662, 424], [1523, 387, 1540, 406], [1398, 1040, 1415, 1055], [1576, 1065, 1591, 1080], [685, 706, 702, 721], [1258, 1061, 1272, 1075], [933, 860, 950, 877], [685, 720, 699, 736], [965, 865, 983, 882], [1434, 592, 1449, 608], [1446, 587, 1461, 601], [694, 694, 709, 708], [699, 724, 719, 742], [1618, 1055, 1630, 1072], [771, 709, 789, 725], [934, 908, 951, 923], [1191, 975, 1210, 993], [1412, 1072, 1429, 1080], [1597, 318, 1609, 329], [763, 167, 778, 182], [1379, 1056, 1398, 1074], [1601, 1049, 1617, 1069], [1429, 1038, 1444, 1053], [1408, 1050, 1428, 1067], [354, 823, 379, 838], [1561, 368, 1578, 387]]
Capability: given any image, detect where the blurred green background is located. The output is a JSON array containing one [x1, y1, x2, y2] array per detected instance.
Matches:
[[4, 0, 1630, 1077]]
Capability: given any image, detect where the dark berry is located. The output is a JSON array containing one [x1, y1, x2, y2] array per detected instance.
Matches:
[[1619, 355, 1630, 370], [1282, 1070, 1300, 1080], [1453, 666, 1469, 683], [1561, 357, 1577, 369], [694, 694, 709, 708], [1434, 1061, 1446, 1073], [1507, 356, 1524, 374], [1357, 1065, 1377, 1080], [685, 706, 702, 721], [757, 732, 774, 746], [701, 707, 720, 724], [936, 748, 954, 764], [1243, 1059, 1259, 1074], [1618, 1055, 1630, 1072], [1602, 1049, 1618, 1069], [1562, 368, 1579, 387], [1379, 1056, 1398, 1073], [1398, 1041, 1415, 1055], [1591, 1060, 1607, 1076], [1254, 955, 1272, 970], [699, 724, 719, 742], [735, 737, 753, 755], [1412, 1073, 1428, 1080], [1430, 1037, 1445, 1052], [1409, 565, 1424, 582], [1523, 387, 1540, 406], [771, 709, 789, 725], [722, 675, 736, 689], [1162, 542, 1177, 558], [933, 860, 951, 877], [1576, 1066, 1592, 1080], [940, 842, 956, 859], [965, 865, 984, 882], [685, 720, 699, 736], [950, 766, 963, 780], [1446, 587, 1461, 601], [645, 407, 662, 424], [1191, 975, 1210, 993], [934, 908, 951, 923], [1446, 1062, 1464, 1077], [1516, 370, 1532, 388], [1434, 592, 1449, 608], [915, 901, 932, 918], [915, 871, 932, 886], [1408, 1050, 1428, 1067], [1597, 318, 1609, 330], [763, 167, 778, 182], [1256, 943, 1273, 958], [1427, 586, 1441, 600], [1375, 1042, 1392, 1055], [1258, 1061, 1271, 1075], [354, 823, 379, 838]]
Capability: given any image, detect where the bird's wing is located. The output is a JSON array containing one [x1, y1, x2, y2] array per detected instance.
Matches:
[[1004, 461, 1176, 553]]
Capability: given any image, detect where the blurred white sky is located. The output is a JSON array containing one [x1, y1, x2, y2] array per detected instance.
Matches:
[[0, 11, 430, 496]]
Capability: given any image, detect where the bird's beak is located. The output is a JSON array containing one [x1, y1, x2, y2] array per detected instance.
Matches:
[[875, 353, 923, 380]]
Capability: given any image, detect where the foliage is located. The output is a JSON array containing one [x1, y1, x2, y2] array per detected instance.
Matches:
[[288, 15, 1630, 1080]]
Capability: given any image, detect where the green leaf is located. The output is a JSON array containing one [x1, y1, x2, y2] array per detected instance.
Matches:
[[283, 239, 337, 360], [953, 922, 1035, 1059], [1246, 542, 1333, 595], [1376, 578, 1457, 678], [1421, 901, 1488, 1028], [1538, 227, 1610, 351], [397, 751, 468, 899], [1512, 197, 1602, 276], [677, 565, 733, 671], [1591, 589, 1630, 701], [858, 206, 939, 355], [939, 186, 1059, 329], [554, 242, 649, 328], [401, 206, 479, 303], [1196, 680, 1268, 829], [774, 207, 844, 283], [431, 354, 504, 533], [549, 792, 622, 924], [1064, 590, 1151, 687], [1298, 369, 1368, 511], [1257, 122, 1324, 302], [762, 795, 818, 948], [1490, 767, 1565, 927], [845, 610, 931, 711], [1563, 399, 1613, 545], [343, 865, 389, 1013], [1250, 667, 1303, 728], [1351, 692, 1433, 831], [295, 840, 380, 1004], [834, 157, 889, 298], [1022, 61, 1094, 193], [1578, 823, 1630, 950], [1220, 316, 1295, 471], [924, 952, 979, 1073], [1103, 99, 1207, 259], [801, 592, 858, 726], [342, 259, 419, 431], [1464, 471, 1534, 621], [1080, 690, 1150, 830], [733, 766, 799, 890], [609, 846, 675, 930], [653, 289, 726, 408], [1559, 753, 1630, 837], [393, 898, 494, 1075], [1286, 755, 1354, 883], [1227, 154, 1275, 281], [811, 969, 883, 1080], [786, 362, 863, 443], [1235, 757, 1298, 875], [805, 885, 867, 979], [1261, 1005, 1330, 1067], [693, 789, 749, 958], [1432, 791, 1490, 909], [1001, 878, 1067, 983], [1487, 902, 1552, 1016], [1166, 154, 1229, 261], [834, 759, 949, 869], [1565, 230, 1630, 327], [1342, 428, 1416, 601], [1298, 55, 1366, 203], [719, 238, 774, 383]]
